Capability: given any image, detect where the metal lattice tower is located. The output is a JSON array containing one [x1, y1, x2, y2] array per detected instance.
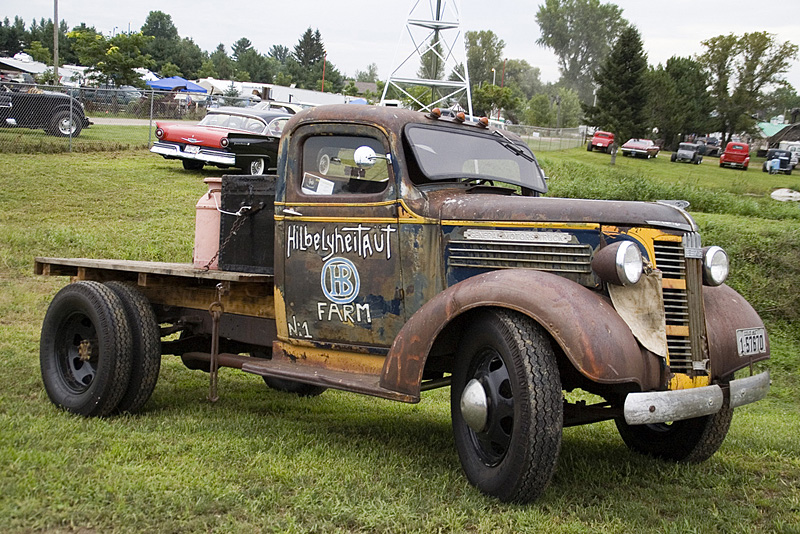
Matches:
[[380, 0, 472, 115]]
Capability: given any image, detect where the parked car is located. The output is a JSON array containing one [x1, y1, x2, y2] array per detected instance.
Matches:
[[719, 142, 750, 170], [762, 149, 793, 175], [695, 136, 721, 157], [80, 84, 143, 106], [670, 142, 703, 164], [587, 130, 615, 152], [151, 107, 290, 173], [620, 138, 660, 158], [0, 82, 90, 137], [778, 141, 800, 168]]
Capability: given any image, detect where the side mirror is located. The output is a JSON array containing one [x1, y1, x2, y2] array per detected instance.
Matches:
[[354, 145, 391, 168]]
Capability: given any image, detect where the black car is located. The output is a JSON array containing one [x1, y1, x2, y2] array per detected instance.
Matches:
[[762, 149, 793, 175], [0, 82, 90, 137]]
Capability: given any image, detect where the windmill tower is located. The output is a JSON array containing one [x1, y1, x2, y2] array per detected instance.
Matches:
[[380, 0, 472, 115]]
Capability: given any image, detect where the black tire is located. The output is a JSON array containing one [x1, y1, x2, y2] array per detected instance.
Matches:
[[670, 153, 677, 162], [451, 309, 562, 503], [105, 282, 161, 413], [615, 401, 732, 462], [696, 157, 703, 165], [182, 159, 204, 171], [587, 143, 593, 152], [248, 157, 266, 175], [251, 351, 327, 397], [40, 281, 132, 417], [49, 110, 83, 137]]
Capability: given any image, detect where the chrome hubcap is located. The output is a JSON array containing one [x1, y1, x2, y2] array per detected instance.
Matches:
[[461, 378, 488, 432]]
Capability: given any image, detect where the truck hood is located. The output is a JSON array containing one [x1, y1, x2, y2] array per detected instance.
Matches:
[[429, 191, 695, 232], [156, 123, 230, 147]]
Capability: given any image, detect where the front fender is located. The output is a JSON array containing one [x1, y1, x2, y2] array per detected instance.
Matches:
[[380, 269, 659, 398], [704, 284, 769, 378]]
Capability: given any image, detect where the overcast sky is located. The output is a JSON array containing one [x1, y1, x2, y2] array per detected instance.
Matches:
[[12, 0, 800, 90]]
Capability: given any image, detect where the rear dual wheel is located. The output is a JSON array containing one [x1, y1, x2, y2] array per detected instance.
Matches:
[[451, 309, 562, 503], [40, 281, 160, 417]]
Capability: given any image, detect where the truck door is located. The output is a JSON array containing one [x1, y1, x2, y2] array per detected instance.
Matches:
[[279, 124, 404, 349]]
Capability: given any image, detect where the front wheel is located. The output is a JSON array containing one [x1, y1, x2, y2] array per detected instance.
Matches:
[[587, 143, 593, 152], [40, 281, 133, 417], [451, 309, 562, 503], [49, 111, 83, 137], [615, 401, 732, 462]]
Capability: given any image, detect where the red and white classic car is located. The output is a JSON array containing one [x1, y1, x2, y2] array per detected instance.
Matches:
[[151, 107, 290, 174], [620, 138, 660, 159]]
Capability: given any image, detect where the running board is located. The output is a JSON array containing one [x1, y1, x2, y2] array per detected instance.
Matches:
[[181, 351, 418, 403]]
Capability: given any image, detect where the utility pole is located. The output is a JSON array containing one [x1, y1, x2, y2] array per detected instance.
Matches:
[[53, 0, 58, 84]]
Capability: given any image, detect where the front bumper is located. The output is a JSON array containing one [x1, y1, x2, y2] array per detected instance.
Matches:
[[150, 142, 235, 166], [623, 370, 769, 425]]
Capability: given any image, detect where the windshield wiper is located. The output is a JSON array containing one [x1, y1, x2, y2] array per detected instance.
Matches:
[[492, 130, 534, 162]]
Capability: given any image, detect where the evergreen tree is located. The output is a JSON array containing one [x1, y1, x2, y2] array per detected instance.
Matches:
[[292, 28, 325, 68], [584, 26, 648, 146]]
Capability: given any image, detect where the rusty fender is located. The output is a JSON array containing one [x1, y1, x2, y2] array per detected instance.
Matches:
[[381, 269, 659, 398], [704, 284, 770, 378]]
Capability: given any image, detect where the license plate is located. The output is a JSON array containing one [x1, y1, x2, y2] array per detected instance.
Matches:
[[185, 145, 200, 154], [736, 327, 767, 356]]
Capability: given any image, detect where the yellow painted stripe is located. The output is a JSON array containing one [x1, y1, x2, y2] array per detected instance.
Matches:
[[442, 220, 601, 230], [666, 325, 689, 336], [662, 278, 687, 290], [275, 216, 399, 224], [275, 200, 397, 208]]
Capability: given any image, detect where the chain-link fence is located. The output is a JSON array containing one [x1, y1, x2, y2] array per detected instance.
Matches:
[[0, 82, 587, 154], [507, 124, 587, 152]]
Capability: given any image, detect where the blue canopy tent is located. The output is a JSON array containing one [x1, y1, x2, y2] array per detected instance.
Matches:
[[146, 76, 207, 93]]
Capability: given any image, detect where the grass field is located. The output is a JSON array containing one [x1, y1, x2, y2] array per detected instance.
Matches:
[[1, 148, 799, 533]]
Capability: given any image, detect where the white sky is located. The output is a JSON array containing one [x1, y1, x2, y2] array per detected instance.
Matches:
[[11, 0, 800, 90]]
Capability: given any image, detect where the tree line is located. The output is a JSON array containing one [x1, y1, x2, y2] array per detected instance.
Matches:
[[2, 1, 798, 146]]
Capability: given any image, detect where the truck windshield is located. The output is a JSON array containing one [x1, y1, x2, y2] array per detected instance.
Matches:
[[404, 124, 547, 193]]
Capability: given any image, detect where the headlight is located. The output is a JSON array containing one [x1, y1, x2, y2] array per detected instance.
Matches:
[[592, 241, 643, 286], [702, 246, 728, 286]]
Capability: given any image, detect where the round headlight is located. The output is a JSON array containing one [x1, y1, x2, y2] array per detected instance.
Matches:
[[592, 240, 644, 286], [616, 241, 643, 285], [703, 246, 728, 286]]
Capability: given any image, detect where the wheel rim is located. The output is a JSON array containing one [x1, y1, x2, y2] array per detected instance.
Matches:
[[250, 158, 265, 175], [55, 312, 99, 393], [466, 347, 515, 466], [58, 117, 75, 135]]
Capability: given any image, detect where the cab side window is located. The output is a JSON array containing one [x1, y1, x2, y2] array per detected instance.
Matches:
[[300, 136, 389, 195]]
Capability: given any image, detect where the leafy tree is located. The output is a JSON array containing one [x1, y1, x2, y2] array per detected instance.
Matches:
[[645, 57, 712, 149], [343, 80, 359, 96], [761, 85, 800, 122], [172, 38, 205, 80], [465, 30, 505, 87], [525, 93, 554, 126], [236, 48, 275, 83], [141, 11, 179, 71], [24, 40, 51, 64], [69, 29, 154, 86], [502, 59, 543, 100], [159, 61, 181, 77], [699, 32, 798, 143], [418, 37, 445, 80], [196, 58, 218, 79], [355, 62, 379, 82], [583, 26, 648, 150], [535, 0, 629, 104], [472, 84, 514, 117]]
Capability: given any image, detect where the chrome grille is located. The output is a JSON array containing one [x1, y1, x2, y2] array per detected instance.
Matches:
[[653, 242, 685, 277], [447, 240, 593, 274]]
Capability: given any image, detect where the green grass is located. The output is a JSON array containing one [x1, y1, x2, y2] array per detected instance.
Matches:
[[1, 148, 799, 533], [0, 125, 155, 153]]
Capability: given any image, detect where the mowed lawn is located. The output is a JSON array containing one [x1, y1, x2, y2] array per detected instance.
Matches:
[[0, 148, 798, 533]]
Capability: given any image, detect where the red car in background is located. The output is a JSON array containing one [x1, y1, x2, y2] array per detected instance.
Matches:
[[620, 138, 660, 159], [587, 130, 615, 152], [151, 107, 290, 174], [719, 142, 750, 170]]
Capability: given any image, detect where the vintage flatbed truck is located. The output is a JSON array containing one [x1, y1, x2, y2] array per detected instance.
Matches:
[[36, 105, 770, 503]]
